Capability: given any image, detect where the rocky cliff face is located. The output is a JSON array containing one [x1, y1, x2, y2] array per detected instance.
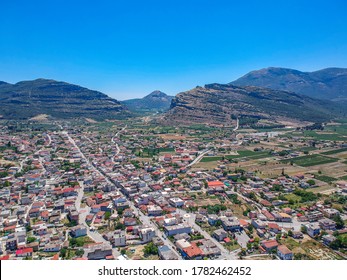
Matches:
[[163, 83, 345, 125]]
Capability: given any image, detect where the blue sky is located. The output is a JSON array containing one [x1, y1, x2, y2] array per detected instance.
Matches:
[[1, 0, 346, 100]]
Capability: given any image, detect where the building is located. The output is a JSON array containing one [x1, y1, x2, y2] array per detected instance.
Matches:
[[139, 227, 156, 243], [15, 248, 33, 258], [318, 218, 336, 231], [182, 243, 203, 260], [147, 205, 163, 216], [164, 223, 192, 236], [261, 240, 279, 253], [208, 214, 219, 226], [84, 244, 113, 260], [213, 229, 228, 241], [168, 197, 184, 208], [221, 217, 241, 232], [322, 208, 340, 218], [70, 225, 87, 238], [251, 219, 266, 229], [306, 223, 320, 238], [158, 245, 179, 260], [277, 245, 293, 260], [114, 230, 126, 247]]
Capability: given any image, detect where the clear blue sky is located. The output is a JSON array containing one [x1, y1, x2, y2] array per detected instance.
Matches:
[[1, 0, 346, 100]]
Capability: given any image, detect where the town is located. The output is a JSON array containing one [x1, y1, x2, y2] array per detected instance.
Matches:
[[0, 118, 346, 260]]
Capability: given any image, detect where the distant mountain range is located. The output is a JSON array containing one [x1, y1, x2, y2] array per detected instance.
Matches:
[[0, 79, 129, 120], [163, 83, 346, 125], [121, 91, 174, 114], [1, 66, 346, 123], [231, 67, 347, 101]]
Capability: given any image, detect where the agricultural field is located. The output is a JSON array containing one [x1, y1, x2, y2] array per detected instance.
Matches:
[[200, 150, 272, 163], [281, 154, 339, 167]]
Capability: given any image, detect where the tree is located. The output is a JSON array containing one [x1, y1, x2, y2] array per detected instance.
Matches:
[[27, 236, 36, 243], [104, 212, 111, 220], [301, 225, 307, 234], [333, 215, 344, 230], [143, 242, 158, 255], [307, 179, 315, 186], [75, 249, 84, 257], [60, 248, 67, 259]]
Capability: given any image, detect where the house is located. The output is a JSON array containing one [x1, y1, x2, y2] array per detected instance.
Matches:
[[322, 235, 336, 245], [292, 231, 303, 239], [261, 240, 279, 253], [43, 242, 61, 252], [158, 245, 179, 260], [70, 225, 87, 238], [322, 208, 340, 218], [208, 214, 219, 226], [277, 245, 293, 260], [114, 230, 126, 247], [15, 248, 33, 258], [306, 223, 320, 238], [213, 229, 228, 241], [6, 236, 17, 251], [182, 243, 203, 260], [221, 217, 241, 232], [251, 219, 266, 229], [318, 218, 336, 231], [164, 223, 192, 236], [199, 239, 221, 257], [84, 243, 113, 260], [268, 223, 280, 233], [168, 197, 184, 208], [278, 213, 292, 222], [139, 227, 156, 243], [147, 205, 163, 216]]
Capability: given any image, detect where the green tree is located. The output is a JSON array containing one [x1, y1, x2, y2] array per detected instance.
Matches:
[[143, 242, 158, 255]]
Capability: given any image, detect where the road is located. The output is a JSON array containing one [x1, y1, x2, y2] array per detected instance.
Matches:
[[65, 128, 181, 259], [232, 118, 239, 132], [187, 149, 212, 168], [175, 208, 239, 260], [63, 131, 120, 259], [111, 125, 127, 144]]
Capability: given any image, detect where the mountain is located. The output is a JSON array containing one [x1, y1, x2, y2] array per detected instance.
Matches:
[[163, 83, 346, 125], [121, 90, 174, 114], [231, 67, 347, 101], [0, 79, 129, 120]]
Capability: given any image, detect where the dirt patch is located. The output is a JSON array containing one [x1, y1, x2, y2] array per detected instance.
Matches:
[[159, 134, 186, 140]]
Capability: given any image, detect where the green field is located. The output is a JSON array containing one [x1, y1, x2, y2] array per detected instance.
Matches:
[[302, 130, 346, 141], [200, 156, 223, 162], [281, 154, 339, 167], [313, 174, 337, 183], [338, 175, 347, 180], [200, 150, 272, 162], [321, 148, 347, 155]]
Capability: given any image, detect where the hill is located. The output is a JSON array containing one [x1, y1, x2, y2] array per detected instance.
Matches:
[[231, 67, 347, 101], [162, 83, 346, 126], [122, 90, 174, 114], [0, 79, 129, 120]]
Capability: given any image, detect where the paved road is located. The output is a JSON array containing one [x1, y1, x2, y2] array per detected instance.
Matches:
[[187, 149, 212, 167], [175, 208, 239, 260], [64, 131, 120, 259], [66, 128, 180, 259]]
